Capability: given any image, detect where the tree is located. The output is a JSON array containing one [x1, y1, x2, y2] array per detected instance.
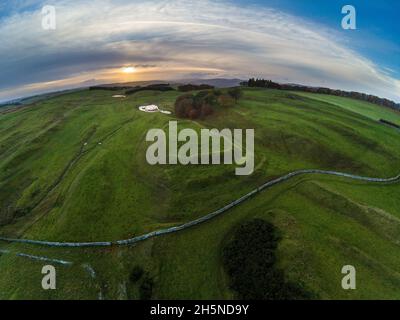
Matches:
[[222, 219, 314, 300], [218, 94, 235, 108], [228, 88, 242, 102], [188, 108, 200, 119], [175, 94, 194, 118], [200, 103, 214, 118]]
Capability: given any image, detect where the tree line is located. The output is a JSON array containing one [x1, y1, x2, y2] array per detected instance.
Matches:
[[125, 84, 175, 95], [89, 84, 175, 95]]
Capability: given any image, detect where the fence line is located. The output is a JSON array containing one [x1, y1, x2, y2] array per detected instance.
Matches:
[[1, 169, 399, 248]]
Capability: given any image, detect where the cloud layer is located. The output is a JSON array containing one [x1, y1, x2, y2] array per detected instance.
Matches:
[[1, 0, 399, 102]]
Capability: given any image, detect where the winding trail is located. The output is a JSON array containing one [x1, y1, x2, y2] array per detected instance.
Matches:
[[1, 169, 399, 248]]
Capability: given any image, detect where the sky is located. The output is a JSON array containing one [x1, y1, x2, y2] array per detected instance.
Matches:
[[0, 0, 399, 103]]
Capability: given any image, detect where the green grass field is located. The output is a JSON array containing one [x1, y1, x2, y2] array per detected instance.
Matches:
[[295, 92, 400, 126], [0, 87, 399, 299]]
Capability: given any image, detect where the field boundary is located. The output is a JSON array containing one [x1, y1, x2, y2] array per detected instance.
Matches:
[[1, 169, 399, 248]]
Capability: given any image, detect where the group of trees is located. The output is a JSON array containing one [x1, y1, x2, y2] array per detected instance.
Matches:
[[243, 78, 400, 111], [175, 91, 216, 119], [174, 88, 242, 120], [222, 219, 314, 300], [125, 84, 175, 95], [245, 78, 282, 89]]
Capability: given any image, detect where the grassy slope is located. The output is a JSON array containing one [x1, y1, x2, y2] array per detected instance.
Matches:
[[295, 92, 400, 126], [0, 88, 399, 299]]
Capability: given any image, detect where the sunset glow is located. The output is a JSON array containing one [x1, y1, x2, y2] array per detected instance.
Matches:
[[122, 67, 136, 74], [0, 0, 399, 103]]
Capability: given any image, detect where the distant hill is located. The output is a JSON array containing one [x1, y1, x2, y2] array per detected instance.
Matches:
[[173, 78, 244, 88], [0, 88, 82, 109], [100, 78, 244, 89]]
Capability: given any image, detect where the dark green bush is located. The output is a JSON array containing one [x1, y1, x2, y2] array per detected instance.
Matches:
[[228, 88, 242, 101], [222, 219, 314, 300], [129, 265, 144, 283], [139, 274, 154, 300]]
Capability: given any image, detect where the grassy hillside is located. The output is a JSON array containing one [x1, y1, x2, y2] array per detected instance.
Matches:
[[0, 87, 399, 299], [295, 92, 400, 126]]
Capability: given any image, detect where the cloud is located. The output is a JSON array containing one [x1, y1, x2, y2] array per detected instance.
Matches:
[[0, 0, 399, 102]]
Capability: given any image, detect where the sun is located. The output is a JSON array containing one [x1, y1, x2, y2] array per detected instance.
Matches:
[[121, 66, 136, 74]]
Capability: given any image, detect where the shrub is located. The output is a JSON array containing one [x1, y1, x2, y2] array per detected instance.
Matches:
[[175, 94, 194, 118], [203, 92, 218, 105], [201, 103, 214, 117], [212, 89, 223, 96], [130, 265, 144, 283], [188, 108, 200, 119], [139, 274, 154, 300], [217, 94, 235, 108], [195, 90, 210, 99], [228, 88, 242, 101]]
